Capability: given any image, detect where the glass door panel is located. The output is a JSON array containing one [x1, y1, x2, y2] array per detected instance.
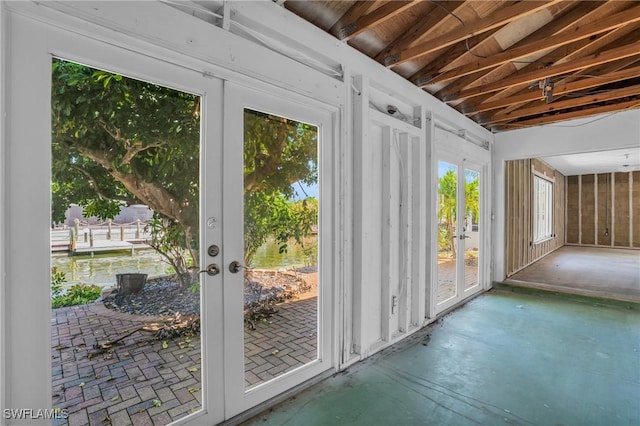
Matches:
[[463, 168, 480, 291], [436, 161, 458, 304], [50, 58, 210, 425], [223, 83, 333, 418], [242, 108, 319, 389]]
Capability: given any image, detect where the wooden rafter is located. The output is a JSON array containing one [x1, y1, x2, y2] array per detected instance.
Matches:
[[374, 1, 465, 63], [423, 6, 640, 86], [443, 41, 640, 102], [329, 1, 379, 39], [497, 99, 640, 130], [463, 64, 640, 115], [485, 84, 640, 124], [284, 0, 640, 130], [382, 0, 561, 67], [330, 0, 419, 42]]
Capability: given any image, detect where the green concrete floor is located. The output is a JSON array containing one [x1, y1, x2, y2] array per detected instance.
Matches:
[[243, 289, 640, 426]]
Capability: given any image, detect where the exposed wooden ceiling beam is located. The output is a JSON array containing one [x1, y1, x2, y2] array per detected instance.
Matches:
[[443, 41, 640, 102], [374, 1, 465, 63], [330, 0, 419, 42], [495, 98, 640, 130], [471, 25, 640, 116], [410, 27, 501, 87], [449, 2, 622, 113], [485, 83, 640, 124], [329, 1, 379, 39], [382, 0, 561, 67], [422, 6, 640, 86], [463, 64, 640, 115]]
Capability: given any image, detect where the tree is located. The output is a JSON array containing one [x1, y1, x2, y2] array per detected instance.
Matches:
[[51, 60, 318, 284], [243, 110, 318, 266], [438, 170, 457, 255]]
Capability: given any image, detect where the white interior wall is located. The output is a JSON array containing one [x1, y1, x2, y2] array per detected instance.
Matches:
[[0, 0, 494, 417], [493, 109, 640, 281]]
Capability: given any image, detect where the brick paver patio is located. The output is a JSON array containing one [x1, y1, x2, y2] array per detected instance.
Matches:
[[244, 297, 317, 388], [52, 295, 318, 425]]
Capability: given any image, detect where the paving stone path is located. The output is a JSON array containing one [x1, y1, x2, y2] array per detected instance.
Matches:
[[52, 296, 318, 425]]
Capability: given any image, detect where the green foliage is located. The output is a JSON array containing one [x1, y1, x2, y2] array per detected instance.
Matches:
[[244, 193, 318, 266], [51, 267, 66, 298], [52, 284, 102, 308], [146, 216, 196, 288], [242, 109, 319, 266], [51, 59, 319, 277], [437, 170, 480, 255], [300, 238, 318, 267]]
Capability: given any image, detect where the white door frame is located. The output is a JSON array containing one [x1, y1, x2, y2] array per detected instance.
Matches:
[[4, 14, 226, 425], [222, 81, 336, 418], [430, 127, 491, 316]]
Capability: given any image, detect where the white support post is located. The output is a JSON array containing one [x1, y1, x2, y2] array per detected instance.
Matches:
[[398, 131, 410, 335], [380, 125, 393, 343], [350, 74, 369, 358], [415, 107, 427, 326]]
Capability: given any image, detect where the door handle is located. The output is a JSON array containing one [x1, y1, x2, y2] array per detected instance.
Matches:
[[229, 261, 243, 274], [203, 264, 220, 276], [459, 234, 471, 240]]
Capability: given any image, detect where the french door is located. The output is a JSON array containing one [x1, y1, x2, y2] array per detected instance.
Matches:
[[432, 147, 487, 315], [7, 15, 334, 424], [221, 82, 334, 418]]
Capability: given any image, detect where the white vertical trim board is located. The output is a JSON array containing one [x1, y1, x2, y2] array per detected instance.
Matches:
[[0, 2, 6, 422]]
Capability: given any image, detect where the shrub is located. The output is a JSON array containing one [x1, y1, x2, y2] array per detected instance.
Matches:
[[51, 267, 66, 298], [52, 283, 102, 309]]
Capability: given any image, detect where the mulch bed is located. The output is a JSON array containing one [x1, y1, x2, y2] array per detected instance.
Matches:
[[103, 269, 314, 317]]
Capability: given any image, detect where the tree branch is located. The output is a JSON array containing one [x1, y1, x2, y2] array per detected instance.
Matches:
[[98, 120, 167, 165], [74, 144, 191, 228], [69, 164, 136, 205]]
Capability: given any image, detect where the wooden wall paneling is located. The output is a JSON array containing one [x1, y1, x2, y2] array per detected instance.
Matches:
[[581, 174, 596, 245], [523, 160, 529, 265], [505, 161, 511, 275], [633, 171, 640, 248], [508, 160, 515, 275], [630, 171, 634, 247], [597, 173, 612, 246], [566, 176, 580, 244], [611, 172, 616, 246], [578, 175, 582, 244], [554, 170, 562, 246], [519, 160, 525, 268], [614, 172, 630, 247], [594, 173, 598, 246]]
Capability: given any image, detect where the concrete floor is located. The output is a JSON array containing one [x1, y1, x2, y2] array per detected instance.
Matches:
[[507, 246, 640, 303], [243, 289, 640, 426]]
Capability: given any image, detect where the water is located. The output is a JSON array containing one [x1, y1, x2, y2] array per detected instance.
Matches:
[[250, 239, 311, 269], [51, 240, 315, 289], [51, 249, 171, 289]]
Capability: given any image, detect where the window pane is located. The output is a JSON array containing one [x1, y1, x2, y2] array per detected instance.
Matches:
[[533, 175, 553, 242]]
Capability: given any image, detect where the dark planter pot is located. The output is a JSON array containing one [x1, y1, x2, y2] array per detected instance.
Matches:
[[116, 273, 147, 296]]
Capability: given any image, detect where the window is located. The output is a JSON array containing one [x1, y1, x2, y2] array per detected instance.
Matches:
[[533, 175, 553, 242]]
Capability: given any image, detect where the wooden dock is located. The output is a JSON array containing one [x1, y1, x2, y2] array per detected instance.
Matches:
[[51, 224, 151, 256]]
